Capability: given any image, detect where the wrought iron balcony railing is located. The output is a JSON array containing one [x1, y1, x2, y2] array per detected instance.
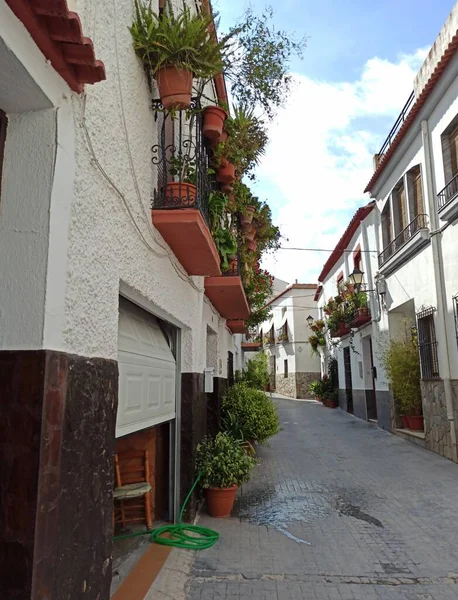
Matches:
[[376, 91, 415, 163], [151, 98, 215, 226], [437, 173, 458, 211], [378, 214, 428, 267]]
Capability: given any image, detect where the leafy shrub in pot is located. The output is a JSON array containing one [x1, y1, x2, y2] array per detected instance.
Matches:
[[196, 432, 257, 517]]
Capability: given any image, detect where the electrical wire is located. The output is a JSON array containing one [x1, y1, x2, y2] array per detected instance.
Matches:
[[277, 247, 378, 253]]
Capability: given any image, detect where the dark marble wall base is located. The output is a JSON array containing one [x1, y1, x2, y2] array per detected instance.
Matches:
[[180, 373, 207, 520], [352, 390, 367, 421], [366, 390, 377, 421], [207, 377, 228, 437], [375, 391, 393, 432], [338, 389, 347, 412], [0, 350, 118, 600]]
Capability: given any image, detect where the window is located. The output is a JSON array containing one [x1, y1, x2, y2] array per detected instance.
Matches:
[[0, 110, 7, 199], [381, 200, 392, 249], [393, 180, 408, 234], [416, 308, 440, 379], [284, 359, 288, 378], [441, 120, 458, 185]]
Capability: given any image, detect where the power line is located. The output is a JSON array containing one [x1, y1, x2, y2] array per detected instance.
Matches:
[[278, 246, 377, 253]]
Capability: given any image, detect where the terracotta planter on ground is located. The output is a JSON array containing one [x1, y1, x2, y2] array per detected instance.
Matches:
[[400, 415, 410, 429], [206, 486, 238, 518], [324, 398, 338, 409], [165, 182, 196, 207], [407, 415, 424, 431], [155, 67, 192, 110], [217, 160, 236, 184], [203, 106, 227, 141]]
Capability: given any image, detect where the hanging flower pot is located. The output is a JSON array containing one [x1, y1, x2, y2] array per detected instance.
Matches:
[[206, 486, 238, 518], [221, 182, 234, 194], [203, 106, 227, 141], [244, 228, 255, 242], [217, 159, 236, 184], [219, 130, 228, 144], [241, 221, 252, 233], [247, 240, 257, 252], [165, 182, 196, 207], [155, 67, 193, 110]]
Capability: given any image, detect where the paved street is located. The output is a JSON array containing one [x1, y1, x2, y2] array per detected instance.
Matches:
[[185, 397, 458, 600]]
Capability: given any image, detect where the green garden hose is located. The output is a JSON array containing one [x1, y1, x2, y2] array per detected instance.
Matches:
[[113, 474, 220, 551]]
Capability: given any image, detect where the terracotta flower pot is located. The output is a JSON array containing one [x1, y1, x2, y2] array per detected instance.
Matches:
[[203, 106, 227, 141], [247, 240, 257, 252], [217, 161, 236, 184], [155, 67, 193, 110], [219, 130, 228, 144], [165, 182, 196, 207], [206, 486, 238, 518], [227, 258, 238, 274], [400, 415, 410, 429], [407, 415, 424, 431], [241, 220, 252, 232], [244, 229, 255, 242], [221, 182, 233, 194]]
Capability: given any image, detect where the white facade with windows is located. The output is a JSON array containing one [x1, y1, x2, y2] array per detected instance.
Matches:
[[257, 282, 321, 399]]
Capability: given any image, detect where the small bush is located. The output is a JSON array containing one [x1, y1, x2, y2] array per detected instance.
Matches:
[[381, 337, 422, 415], [235, 352, 269, 390], [196, 432, 257, 489], [222, 382, 280, 445], [309, 374, 335, 401]]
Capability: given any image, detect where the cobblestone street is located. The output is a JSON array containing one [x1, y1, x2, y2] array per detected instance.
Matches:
[[185, 397, 458, 600]]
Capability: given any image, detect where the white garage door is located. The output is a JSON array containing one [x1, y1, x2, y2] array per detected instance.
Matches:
[[117, 299, 176, 438]]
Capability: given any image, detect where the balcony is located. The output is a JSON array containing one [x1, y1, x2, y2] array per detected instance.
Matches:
[[351, 306, 371, 328], [151, 99, 221, 277], [228, 320, 248, 334], [329, 322, 351, 338], [437, 173, 458, 222], [375, 92, 415, 167], [378, 214, 429, 274], [205, 260, 250, 320], [241, 330, 262, 349]]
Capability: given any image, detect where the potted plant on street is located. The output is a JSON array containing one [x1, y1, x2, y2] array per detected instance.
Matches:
[[196, 432, 256, 518], [382, 334, 423, 431], [130, 1, 229, 109], [309, 379, 324, 402]]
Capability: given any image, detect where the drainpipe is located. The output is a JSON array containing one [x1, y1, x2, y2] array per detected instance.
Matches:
[[421, 120, 458, 462]]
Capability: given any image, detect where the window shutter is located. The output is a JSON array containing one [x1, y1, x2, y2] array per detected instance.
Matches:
[[398, 184, 408, 229], [449, 124, 458, 178], [413, 168, 424, 216]]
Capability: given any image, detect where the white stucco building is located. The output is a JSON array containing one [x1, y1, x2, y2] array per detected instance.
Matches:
[[256, 282, 321, 398], [0, 1, 247, 597]]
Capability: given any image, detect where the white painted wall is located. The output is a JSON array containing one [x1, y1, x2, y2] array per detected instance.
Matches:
[[0, 0, 241, 377]]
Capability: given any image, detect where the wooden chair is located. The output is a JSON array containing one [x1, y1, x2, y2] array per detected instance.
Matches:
[[113, 449, 153, 531]]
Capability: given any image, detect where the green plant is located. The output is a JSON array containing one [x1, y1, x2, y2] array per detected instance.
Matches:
[[208, 191, 229, 232], [130, 1, 231, 79], [309, 379, 324, 398], [225, 7, 306, 119], [309, 375, 334, 400], [308, 333, 326, 355], [235, 352, 269, 390], [213, 227, 237, 270], [222, 383, 280, 445], [169, 155, 196, 183], [196, 432, 257, 489], [381, 337, 422, 416]]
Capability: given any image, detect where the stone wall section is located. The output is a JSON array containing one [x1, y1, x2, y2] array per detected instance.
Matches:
[[421, 380, 452, 460], [275, 373, 297, 398], [296, 372, 321, 399]]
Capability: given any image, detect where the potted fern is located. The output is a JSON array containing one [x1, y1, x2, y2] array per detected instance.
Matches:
[[196, 432, 256, 518], [130, 1, 228, 109]]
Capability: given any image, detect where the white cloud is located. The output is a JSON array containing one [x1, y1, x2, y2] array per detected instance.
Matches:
[[257, 48, 429, 284]]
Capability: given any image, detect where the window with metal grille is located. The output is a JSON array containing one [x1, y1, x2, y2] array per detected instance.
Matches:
[[0, 110, 7, 199], [284, 359, 288, 378], [416, 307, 440, 379]]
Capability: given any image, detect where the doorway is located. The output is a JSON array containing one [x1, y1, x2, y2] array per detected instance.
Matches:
[[343, 347, 353, 414]]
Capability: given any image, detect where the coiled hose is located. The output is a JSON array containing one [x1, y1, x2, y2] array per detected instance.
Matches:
[[113, 474, 220, 551]]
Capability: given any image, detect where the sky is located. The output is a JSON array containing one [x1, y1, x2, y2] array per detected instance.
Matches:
[[213, 0, 456, 284]]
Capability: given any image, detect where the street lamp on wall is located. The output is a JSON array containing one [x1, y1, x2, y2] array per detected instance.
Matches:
[[349, 267, 364, 291]]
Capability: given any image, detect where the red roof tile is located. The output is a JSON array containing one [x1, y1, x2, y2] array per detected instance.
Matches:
[[317, 202, 375, 283], [6, 0, 106, 93]]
